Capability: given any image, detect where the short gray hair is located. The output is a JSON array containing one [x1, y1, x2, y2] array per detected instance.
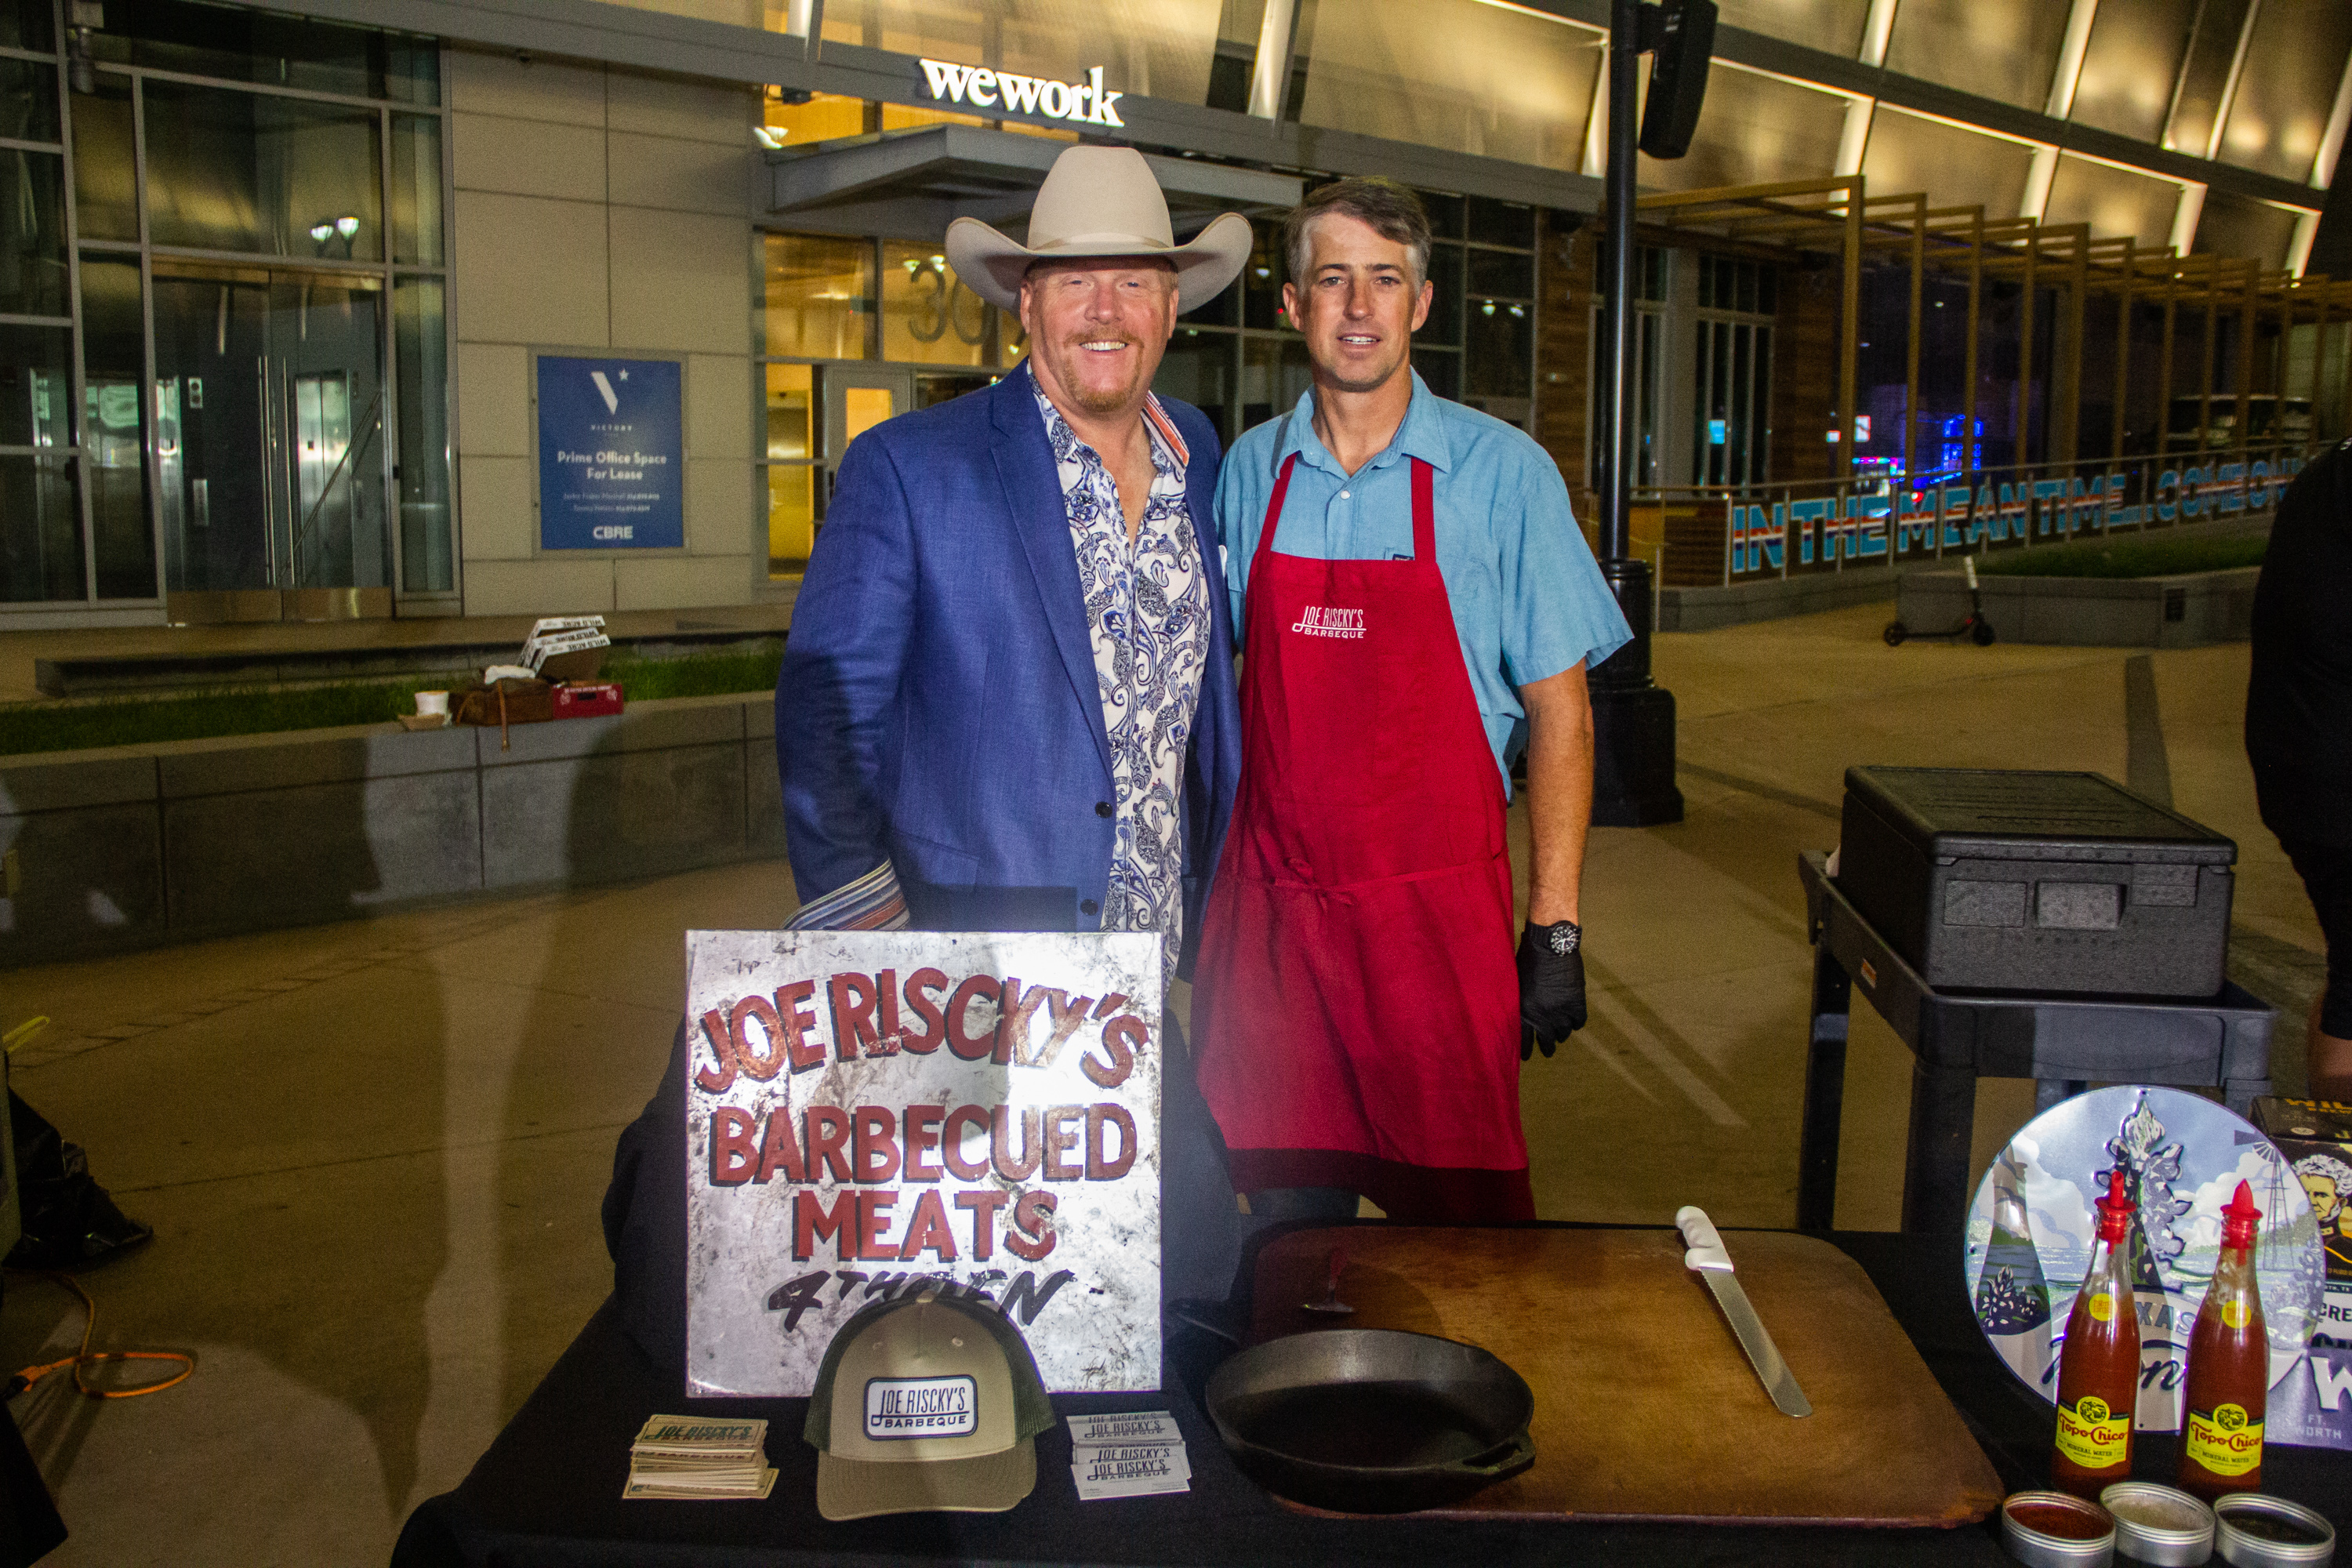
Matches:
[[1284, 177, 1433, 291]]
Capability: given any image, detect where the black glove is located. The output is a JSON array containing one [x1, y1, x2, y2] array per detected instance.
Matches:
[[1518, 920, 1587, 1060]]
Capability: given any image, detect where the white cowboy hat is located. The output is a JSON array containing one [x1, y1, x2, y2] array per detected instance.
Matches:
[[946, 145, 1251, 314]]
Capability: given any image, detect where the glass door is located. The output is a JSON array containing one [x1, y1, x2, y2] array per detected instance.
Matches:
[[151, 264, 389, 614], [820, 365, 910, 550]]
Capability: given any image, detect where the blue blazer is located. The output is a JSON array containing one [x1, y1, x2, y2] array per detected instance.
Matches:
[[775, 368, 1242, 961]]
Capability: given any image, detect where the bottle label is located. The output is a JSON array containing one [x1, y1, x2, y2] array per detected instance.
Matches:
[[2055, 1394, 2131, 1470], [2184, 1403, 2263, 1476], [2088, 1292, 2115, 1323], [2222, 1300, 2250, 1330]]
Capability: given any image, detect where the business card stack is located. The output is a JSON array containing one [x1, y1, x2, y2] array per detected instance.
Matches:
[[623, 1414, 775, 1500], [1068, 1410, 1190, 1501]]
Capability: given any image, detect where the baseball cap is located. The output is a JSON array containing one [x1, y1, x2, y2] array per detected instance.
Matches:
[[804, 1287, 1055, 1522]]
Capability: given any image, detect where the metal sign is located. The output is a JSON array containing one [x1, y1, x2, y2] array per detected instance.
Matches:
[[1963, 1086, 2325, 1433], [535, 354, 683, 550], [684, 929, 1163, 1397], [916, 59, 1123, 125], [1726, 452, 2306, 577]]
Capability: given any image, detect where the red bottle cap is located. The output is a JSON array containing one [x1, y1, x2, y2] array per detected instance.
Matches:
[[2096, 1167, 2133, 1243], [2221, 1180, 2262, 1249]]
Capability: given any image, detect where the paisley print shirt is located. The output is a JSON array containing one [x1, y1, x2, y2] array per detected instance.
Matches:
[[1035, 383, 1210, 986]]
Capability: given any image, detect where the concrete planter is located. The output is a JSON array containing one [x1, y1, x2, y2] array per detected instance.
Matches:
[[1893, 565, 2260, 648], [1658, 571, 1896, 632], [0, 691, 786, 968]]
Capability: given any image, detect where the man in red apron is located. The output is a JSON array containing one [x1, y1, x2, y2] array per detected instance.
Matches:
[[1194, 179, 1630, 1224]]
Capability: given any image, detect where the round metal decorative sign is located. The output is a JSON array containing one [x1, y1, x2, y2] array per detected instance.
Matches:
[[1963, 1086, 2325, 1432]]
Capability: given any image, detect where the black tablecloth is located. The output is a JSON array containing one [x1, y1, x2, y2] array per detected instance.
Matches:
[[391, 1228, 2352, 1567]]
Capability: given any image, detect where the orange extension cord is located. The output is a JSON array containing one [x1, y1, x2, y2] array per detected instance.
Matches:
[[6, 1272, 194, 1400], [5, 1016, 191, 1401]]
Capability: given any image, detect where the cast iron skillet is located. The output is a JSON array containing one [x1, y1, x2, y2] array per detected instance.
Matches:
[[1203, 1328, 1537, 1513]]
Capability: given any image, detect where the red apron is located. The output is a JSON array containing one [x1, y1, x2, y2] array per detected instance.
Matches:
[[1194, 453, 1534, 1222]]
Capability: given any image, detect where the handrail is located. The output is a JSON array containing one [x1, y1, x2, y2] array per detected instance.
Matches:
[[1632, 439, 2324, 504]]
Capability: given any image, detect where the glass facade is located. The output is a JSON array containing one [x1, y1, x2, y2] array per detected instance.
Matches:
[[1588, 246, 1672, 488], [1643, 63, 1849, 197], [0, 0, 450, 613], [0, 321, 78, 601], [1714, 0, 1868, 57], [1297, 0, 1599, 172], [2191, 189, 2303, 272], [2216, 0, 2352, 182], [1882, 0, 2071, 115], [2069, 0, 2198, 145], [757, 231, 1018, 575], [2164, 0, 2256, 159], [1861, 109, 2037, 223], [1692, 256, 1776, 488], [731, 0, 2336, 278], [2042, 154, 2182, 255]]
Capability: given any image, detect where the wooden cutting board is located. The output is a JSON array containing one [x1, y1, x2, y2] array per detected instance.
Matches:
[[1247, 1227, 2003, 1526]]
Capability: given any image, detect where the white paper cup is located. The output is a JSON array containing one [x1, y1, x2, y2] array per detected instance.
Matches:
[[414, 690, 450, 717]]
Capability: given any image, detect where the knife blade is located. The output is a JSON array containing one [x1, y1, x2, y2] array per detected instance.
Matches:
[[1675, 1205, 1812, 1418]]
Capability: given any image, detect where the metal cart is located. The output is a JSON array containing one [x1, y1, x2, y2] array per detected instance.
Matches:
[[1795, 849, 2275, 1234]]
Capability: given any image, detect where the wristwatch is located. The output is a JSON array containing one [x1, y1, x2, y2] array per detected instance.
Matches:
[[1530, 919, 1581, 956]]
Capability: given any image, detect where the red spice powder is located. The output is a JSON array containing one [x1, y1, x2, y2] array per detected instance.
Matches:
[[2009, 1501, 2112, 1540]]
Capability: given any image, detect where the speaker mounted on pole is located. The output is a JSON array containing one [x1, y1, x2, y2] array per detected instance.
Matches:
[[1637, 0, 1716, 161]]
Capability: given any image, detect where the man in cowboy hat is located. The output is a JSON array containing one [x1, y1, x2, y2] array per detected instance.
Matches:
[[597, 147, 1257, 1357], [777, 143, 1253, 1301], [777, 143, 1251, 958]]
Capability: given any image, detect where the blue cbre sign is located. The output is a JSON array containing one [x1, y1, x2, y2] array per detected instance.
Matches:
[[536, 354, 683, 550]]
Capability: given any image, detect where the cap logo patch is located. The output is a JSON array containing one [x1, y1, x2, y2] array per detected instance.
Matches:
[[865, 1375, 978, 1439]]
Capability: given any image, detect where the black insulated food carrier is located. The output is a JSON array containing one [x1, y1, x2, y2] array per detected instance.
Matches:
[[1837, 767, 2235, 997]]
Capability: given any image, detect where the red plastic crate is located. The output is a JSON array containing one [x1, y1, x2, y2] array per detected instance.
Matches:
[[551, 682, 624, 720]]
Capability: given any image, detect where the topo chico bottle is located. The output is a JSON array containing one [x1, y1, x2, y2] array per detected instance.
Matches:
[[2179, 1181, 2267, 1501], [2052, 1167, 2140, 1497]]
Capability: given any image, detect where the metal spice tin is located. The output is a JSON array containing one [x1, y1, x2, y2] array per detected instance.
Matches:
[[2004, 1490, 2118, 1567], [2101, 1483, 2216, 1566], [2212, 1494, 2336, 1567]]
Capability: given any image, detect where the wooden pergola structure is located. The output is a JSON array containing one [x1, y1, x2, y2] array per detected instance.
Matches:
[[1635, 175, 2352, 485]]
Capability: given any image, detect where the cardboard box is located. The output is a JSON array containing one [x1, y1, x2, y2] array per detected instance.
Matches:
[[537, 645, 608, 683], [2252, 1096, 2352, 1345]]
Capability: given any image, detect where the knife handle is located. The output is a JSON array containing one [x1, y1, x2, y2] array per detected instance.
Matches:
[[1675, 1205, 1733, 1272]]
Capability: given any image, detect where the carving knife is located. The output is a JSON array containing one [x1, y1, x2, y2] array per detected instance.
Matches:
[[1675, 1205, 1812, 1418]]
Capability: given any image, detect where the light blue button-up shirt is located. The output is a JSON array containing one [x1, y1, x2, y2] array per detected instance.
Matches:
[[1214, 372, 1632, 791]]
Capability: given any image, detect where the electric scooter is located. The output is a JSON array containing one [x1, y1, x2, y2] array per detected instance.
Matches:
[[1884, 554, 1996, 647]]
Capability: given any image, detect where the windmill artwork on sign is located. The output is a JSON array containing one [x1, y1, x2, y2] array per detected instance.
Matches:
[[1964, 1086, 2325, 1432]]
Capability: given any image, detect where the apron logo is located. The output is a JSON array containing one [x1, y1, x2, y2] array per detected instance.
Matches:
[[1290, 605, 1366, 640]]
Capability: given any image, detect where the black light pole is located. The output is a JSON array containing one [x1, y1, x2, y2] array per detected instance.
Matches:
[[1590, 0, 1686, 827]]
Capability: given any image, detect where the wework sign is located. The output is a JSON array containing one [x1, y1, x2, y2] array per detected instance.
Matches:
[[917, 59, 1124, 126]]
